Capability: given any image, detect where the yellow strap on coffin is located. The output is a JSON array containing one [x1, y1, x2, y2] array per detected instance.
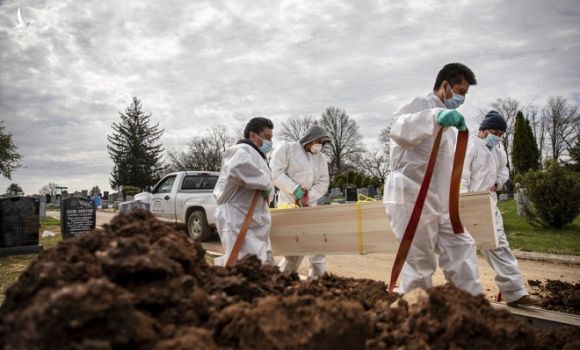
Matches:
[[355, 194, 376, 255]]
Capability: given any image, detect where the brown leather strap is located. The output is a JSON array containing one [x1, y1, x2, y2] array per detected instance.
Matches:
[[387, 126, 469, 293], [449, 130, 469, 234], [225, 190, 262, 267], [388, 125, 444, 293]]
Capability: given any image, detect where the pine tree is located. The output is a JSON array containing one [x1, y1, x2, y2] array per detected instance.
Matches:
[[568, 137, 580, 172], [107, 97, 164, 190], [512, 111, 540, 175], [5, 183, 23, 195], [0, 122, 22, 179]]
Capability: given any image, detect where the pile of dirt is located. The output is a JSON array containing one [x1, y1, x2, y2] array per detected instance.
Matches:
[[528, 279, 580, 315], [0, 211, 578, 349]]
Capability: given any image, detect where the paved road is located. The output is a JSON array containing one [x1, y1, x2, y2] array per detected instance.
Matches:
[[48, 210, 580, 299]]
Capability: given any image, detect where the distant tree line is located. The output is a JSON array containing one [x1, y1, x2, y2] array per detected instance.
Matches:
[[104, 95, 579, 196]]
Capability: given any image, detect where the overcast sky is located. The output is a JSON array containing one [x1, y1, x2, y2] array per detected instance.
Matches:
[[0, 0, 579, 195]]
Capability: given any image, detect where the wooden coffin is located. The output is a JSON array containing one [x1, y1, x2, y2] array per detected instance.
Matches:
[[269, 191, 497, 256]]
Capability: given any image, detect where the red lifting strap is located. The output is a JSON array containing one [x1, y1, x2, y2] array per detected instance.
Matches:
[[387, 126, 468, 294], [225, 190, 262, 267]]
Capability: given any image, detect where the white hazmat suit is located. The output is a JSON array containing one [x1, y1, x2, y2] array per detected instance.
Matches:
[[271, 132, 330, 278], [214, 142, 274, 265], [461, 135, 529, 302], [383, 93, 483, 295]]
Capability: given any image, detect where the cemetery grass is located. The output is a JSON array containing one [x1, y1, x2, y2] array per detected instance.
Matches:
[[0, 217, 61, 305], [499, 199, 580, 256]]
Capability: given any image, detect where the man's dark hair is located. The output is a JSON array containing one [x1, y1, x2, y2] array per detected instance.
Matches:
[[244, 117, 274, 139], [433, 63, 477, 90]]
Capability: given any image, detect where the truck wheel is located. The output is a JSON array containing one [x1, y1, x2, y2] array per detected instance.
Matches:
[[187, 210, 211, 242]]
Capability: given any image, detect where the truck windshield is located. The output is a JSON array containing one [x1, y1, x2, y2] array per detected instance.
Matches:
[[181, 175, 218, 190]]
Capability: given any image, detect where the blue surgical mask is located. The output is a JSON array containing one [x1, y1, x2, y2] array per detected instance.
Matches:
[[258, 136, 273, 154], [443, 84, 465, 109], [485, 134, 502, 149]]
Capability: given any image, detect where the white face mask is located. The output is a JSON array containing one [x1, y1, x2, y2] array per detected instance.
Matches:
[[310, 143, 322, 154], [443, 83, 465, 109]]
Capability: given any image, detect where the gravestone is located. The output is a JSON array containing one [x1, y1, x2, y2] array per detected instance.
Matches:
[[331, 187, 342, 196], [0, 197, 42, 256], [367, 185, 377, 197], [499, 194, 509, 201], [61, 197, 96, 239], [31, 196, 47, 218], [119, 200, 150, 214], [345, 188, 357, 202], [103, 191, 109, 200], [357, 188, 369, 198]]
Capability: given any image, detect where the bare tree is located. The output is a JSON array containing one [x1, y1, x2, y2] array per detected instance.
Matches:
[[279, 115, 317, 142], [319, 106, 365, 177], [359, 147, 389, 180], [378, 127, 391, 155], [489, 98, 521, 175], [39, 182, 58, 196], [359, 126, 391, 180], [166, 125, 235, 172], [542, 96, 579, 160]]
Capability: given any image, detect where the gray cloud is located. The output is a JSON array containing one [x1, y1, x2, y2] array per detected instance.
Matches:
[[0, 0, 578, 194]]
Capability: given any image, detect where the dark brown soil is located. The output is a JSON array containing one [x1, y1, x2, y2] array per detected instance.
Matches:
[[528, 279, 580, 315], [0, 210, 578, 350]]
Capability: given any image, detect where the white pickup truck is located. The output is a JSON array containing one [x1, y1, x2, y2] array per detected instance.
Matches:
[[133, 171, 219, 241]]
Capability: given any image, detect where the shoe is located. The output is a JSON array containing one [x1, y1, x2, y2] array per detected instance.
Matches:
[[507, 295, 542, 307]]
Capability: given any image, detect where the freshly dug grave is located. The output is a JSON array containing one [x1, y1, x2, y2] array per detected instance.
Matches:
[[528, 279, 580, 315], [0, 210, 578, 350]]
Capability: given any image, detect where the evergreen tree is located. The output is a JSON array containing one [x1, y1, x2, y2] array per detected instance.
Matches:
[[568, 137, 580, 172], [512, 111, 539, 175], [90, 186, 101, 196], [107, 97, 164, 190], [5, 183, 23, 195], [0, 122, 22, 179]]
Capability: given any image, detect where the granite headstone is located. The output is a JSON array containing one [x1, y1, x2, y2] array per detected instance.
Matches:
[[61, 197, 96, 239], [0, 197, 42, 256]]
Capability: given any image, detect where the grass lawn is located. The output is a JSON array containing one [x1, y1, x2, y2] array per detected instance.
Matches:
[[499, 199, 580, 256], [0, 216, 62, 305]]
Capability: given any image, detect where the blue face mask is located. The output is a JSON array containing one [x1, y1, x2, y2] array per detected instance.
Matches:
[[485, 134, 502, 149], [443, 84, 465, 109], [258, 136, 273, 154]]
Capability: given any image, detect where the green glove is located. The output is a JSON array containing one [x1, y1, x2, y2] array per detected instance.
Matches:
[[261, 187, 271, 200], [437, 109, 467, 131], [293, 186, 304, 200]]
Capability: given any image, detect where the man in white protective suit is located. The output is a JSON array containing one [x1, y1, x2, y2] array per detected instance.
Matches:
[[461, 111, 541, 306], [383, 62, 483, 295], [271, 125, 331, 278], [213, 117, 275, 265]]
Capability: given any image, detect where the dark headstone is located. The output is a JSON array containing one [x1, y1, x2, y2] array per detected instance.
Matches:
[[103, 191, 109, 200], [346, 188, 357, 202], [368, 185, 377, 197], [0, 197, 41, 256], [61, 197, 96, 239]]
